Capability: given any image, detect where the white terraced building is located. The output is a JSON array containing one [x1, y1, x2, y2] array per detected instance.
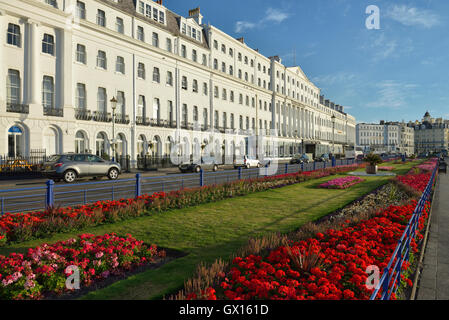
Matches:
[[356, 121, 415, 156], [0, 0, 356, 167]]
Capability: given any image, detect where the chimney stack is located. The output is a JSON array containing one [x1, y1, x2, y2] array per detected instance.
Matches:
[[155, 0, 163, 5], [188, 7, 203, 25]]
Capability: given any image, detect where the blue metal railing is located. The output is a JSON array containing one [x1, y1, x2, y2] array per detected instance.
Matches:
[[369, 164, 438, 300], [0, 155, 400, 215]]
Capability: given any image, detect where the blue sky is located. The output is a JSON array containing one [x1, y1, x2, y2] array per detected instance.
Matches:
[[166, 0, 449, 124]]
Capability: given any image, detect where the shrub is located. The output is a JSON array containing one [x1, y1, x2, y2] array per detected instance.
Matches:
[[364, 153, 383, 166]]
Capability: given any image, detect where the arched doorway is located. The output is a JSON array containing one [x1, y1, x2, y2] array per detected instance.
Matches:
[[43, 126, 60, 155], [8, 125, 25, 157], [115, 133, 127, 159], [137, 134, 147, 157], [75, 131, 88, 153], [152, 136, 162, 158], [96, 132, 109, 159]]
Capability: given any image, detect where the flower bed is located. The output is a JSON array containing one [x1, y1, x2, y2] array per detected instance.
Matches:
[[378, 167, 394, 171], [181, 167, 435, 301], [318, 177, 364, 190], [0, 164, 363, 245], [186, 200, 428, 300], [0, 233, 165, 300]]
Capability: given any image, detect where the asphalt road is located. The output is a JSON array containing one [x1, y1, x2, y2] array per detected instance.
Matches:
[[0, 159, 343, 214]]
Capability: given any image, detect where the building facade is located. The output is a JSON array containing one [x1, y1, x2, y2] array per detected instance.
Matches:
[[0, 0, 356, 166], [356, 121, 415, 156], [409, 112, 449, 155]]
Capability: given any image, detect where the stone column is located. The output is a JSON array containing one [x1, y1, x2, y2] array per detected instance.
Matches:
[[28, 20, 40, 106], [0, 10, 6, 112]]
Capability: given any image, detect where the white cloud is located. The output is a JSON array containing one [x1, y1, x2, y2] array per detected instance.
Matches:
[[386, 5, 442, 28], [265, 8, 290, 23], [312, 72, 357, 86], [366, 80, 417, 109], [234, 7, 290, 34], [235, 21, 256, 33]]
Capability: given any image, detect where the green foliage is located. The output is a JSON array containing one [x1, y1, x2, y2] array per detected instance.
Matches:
[[364, 153, 383, 166]]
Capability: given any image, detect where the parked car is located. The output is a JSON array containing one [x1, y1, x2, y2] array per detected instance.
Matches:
[[179, 157, 220, 173], [315, 153, 330, 162], [290, 154, 310, 164], [234, 156, 261, 169], [42, 154, 121, 183]]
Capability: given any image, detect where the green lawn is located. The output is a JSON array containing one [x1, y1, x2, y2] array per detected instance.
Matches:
[[0, 161, 418, 300]]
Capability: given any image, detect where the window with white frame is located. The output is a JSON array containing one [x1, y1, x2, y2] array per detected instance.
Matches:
[[75, 83, 86, 109], [76, 1, 86, 19], [137, 26, 145, 41], [138, 63, 145, 79], [166, 71, 173, 86], [181, 45, 186, 58], [7, 24, 20, 47], [45, 0, 58, 8], [214, 86, 219, 98], [97, 50, 107, 69], [203, 82, 208, 95], [192, 49, 197, 62], [137, 95, 145, 118], [138, 1, 145, 15], [166, 38, 172, 52], [153, 67, 160, 83], [76, 44, 86, 64], [42, 76, 54, 109], [116, 56, 125, 74], [153, 98, 160, 120], [97, 9, 106, 27], [182, 76, 187, 90], [146, 4, 151, 18], [116, 17, 124, 34], [97, 87, 107, 113], [192, 80, 198, 93], [152, 32, 159, 47], [42, 34, 54, 55], [6, 69, 20, 105]]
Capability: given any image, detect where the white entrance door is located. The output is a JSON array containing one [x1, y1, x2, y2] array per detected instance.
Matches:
[[43, 128, 57, 155]]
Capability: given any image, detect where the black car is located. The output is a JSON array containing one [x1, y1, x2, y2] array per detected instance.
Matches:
[[290, 154, 310, 164], [179, 158, 219, 173]]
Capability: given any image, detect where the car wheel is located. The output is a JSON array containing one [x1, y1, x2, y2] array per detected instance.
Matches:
[[213, 165, 219, 172], [246, 164, 251, 169], [108, 168, 119, 180], [257, 163, 262, 168], [195, 166, 201, 173], [63, 170, 77, 183]]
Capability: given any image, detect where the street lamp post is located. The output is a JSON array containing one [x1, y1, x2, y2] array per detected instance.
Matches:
[[331, 115, 336, 156], [110, 96, 117, 162], [294, 130, 298, 155]]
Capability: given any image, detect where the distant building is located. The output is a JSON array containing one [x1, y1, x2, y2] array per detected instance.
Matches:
[[408, 112, 449, 155], [356, 121, 415, 156]]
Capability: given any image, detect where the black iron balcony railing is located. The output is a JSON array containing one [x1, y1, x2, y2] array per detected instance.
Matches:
[[75, 108, 92, 121], [93, 111, 112, 123], [115, 114, 130, 125], [6, 103, 29, 114], [136, 116, 150, 126], [150, 119, 178, 129], [43, 107, 63, 117]]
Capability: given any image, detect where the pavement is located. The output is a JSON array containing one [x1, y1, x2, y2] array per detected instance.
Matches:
[[417, 165, 449, 300]]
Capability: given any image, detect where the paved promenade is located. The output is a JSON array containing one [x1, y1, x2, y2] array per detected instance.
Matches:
[[417, 167, 449, 300]]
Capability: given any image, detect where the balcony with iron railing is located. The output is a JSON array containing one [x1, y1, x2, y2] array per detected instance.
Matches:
[[150, 119, 177, 128], [75, 108, 92, 121], [93, 111, 112, 123], [136, 116, 150, 126], [6, 103, 29, 114], [43, 107, 63, 117], [115, 114, 130, 125]]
